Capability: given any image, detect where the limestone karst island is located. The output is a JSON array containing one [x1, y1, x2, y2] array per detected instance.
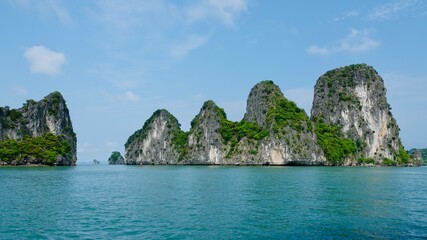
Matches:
[[0, 64, 423, 166], [123, 64, 419, 166], [0, 92, 77, 166]]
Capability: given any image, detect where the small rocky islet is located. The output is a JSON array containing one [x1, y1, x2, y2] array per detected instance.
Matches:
[[0, 63, 420, 166]]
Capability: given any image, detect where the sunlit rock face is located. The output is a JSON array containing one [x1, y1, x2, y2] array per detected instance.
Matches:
[[312, 64, 404, 163]]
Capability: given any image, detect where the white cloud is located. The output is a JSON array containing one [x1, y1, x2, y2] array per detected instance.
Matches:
[[88, 1, 247, 61], [9, 0, 72, 25], [307, 45, 330, 55], [90, 0, 170, 30], [307, 29, 381, 55], [333, 10, 360, 21], [170, 35, 209, 58], [24, 45, 66, 76], [93, 0, 247, 29], [187, 0, 247, 26], [125, 91, 140, 102], [340, 29, 381, 53], [368, 0, 418, 20]]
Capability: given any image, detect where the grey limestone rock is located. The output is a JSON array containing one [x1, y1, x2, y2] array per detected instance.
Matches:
[[0, 92, 77, 166], [311, 64, 405, 164], [185, 100, 226, 164], [125, 109, 184, 165]]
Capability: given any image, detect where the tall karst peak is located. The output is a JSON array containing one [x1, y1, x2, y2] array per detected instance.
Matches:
[[123, 65, 412, 166], [0, 91, 77, 166], [311, 63, 407, 164], [186, 100, 226, 164], [244, 80, 284, 127], [125, 109, 185, 165]]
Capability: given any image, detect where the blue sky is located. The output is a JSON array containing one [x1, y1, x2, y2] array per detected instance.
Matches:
[[1, 0, 426, 163]]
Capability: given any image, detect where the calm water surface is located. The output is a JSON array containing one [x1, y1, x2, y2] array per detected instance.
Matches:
[[1, 165, 426, 239]]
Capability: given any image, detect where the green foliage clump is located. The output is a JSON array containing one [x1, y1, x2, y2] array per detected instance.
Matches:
[[249, 149, 258, 155], [109, 151, 122, 163], [45, 91, 63, 116], [0, 118, 11, 129], [266, 97, 311, 134], [0, 133, 72, 165], [314, 118, 357, 165], [358, 157, 375, 165], [395, 146, 410, 165], [382, 158, 395, 166], [9, 109, 23, 121], [198, 102, 268, 157], [219, 120, 269, 144], [172, 129, 189, 159]]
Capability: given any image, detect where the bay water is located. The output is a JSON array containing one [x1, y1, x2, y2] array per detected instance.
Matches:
[[1, 165, 426, 239]]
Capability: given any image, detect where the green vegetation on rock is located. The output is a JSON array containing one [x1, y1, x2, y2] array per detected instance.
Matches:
[[109, 151, 122, 163], [266, 97, 311, 134], [215, 103, 268, 151], [0, 133, 72, 165], [395, 146, 410, 165], [172, 129, 189, 159], [313, 118, 357, 165]]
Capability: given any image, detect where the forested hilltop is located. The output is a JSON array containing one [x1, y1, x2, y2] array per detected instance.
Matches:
[[0, 92, 77, 166], [124, 64, 416, 166]]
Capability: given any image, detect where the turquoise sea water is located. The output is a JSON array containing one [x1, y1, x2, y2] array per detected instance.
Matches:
[[1, 165, 426, 239]]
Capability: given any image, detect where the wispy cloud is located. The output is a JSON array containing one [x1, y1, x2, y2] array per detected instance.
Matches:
[[24, 45, 66, 76], [92, 0, 247, 29], [187, 0, 247, 26], [307, 29, 381, 55], [170, 35, 209, 58], [340, 29, 381, 53], [333, 10, 360, 21], [307, 45, 330, 55], [90, 0, 172, 30], [89, 0, 247, 59], [9, 0, 72, 25], [125, 90, 140, 102], [368, 0, 419, 20]]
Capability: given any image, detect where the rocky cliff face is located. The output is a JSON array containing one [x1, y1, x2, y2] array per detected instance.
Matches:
[[0, 92, 77, 166], [244, 81, 283, 128], [124, 64, 409, 166], [311, 64, 405, 164], [243, 81, 324, 165], [125, 81, 324, 165], [185, 101, 226, 164], [125, 109, 185, 165]]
